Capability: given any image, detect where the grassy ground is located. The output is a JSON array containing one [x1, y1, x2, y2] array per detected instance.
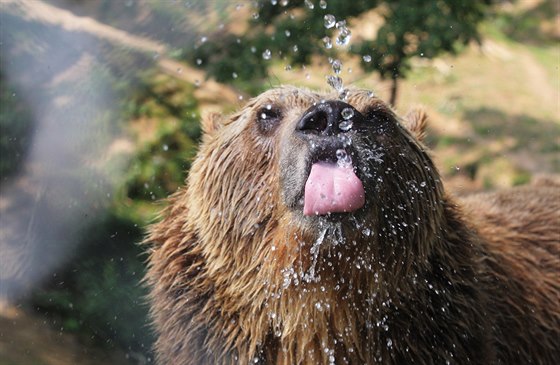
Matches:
[[0, 305, 133, 365]]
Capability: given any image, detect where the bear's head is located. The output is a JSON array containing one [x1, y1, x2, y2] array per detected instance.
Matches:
[[147, 86, 448, 364], [181, 86, 442, 280]]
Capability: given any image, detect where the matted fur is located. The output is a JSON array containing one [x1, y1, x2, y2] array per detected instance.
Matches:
[[145, 86, 560, 364]]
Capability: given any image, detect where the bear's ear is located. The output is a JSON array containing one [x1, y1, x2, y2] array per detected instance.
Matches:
[[201, 112, 224, 136], [404, 107, 428, 142]]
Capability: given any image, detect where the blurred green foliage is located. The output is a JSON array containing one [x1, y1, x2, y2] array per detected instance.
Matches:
[[0, 73, 34, 178], [32, 213, 152, 356], [122, 73, 201, 203], [353, 0, 487, 104], [489, 0, 559, 45], [187, 0, 489, 104], [30, 69, 202, 360]]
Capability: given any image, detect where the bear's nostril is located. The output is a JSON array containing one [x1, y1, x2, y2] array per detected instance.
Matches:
[[297, 110, 329, 134], [296, 101, 359, 136]]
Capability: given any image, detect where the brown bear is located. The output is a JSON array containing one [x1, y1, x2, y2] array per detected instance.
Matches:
[[145, 86, 560, 364]]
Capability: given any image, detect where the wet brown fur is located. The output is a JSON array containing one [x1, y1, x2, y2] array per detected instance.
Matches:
[[145, 86, 560, 364]]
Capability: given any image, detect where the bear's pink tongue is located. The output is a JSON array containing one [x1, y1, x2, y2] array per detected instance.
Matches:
[[303, 162, 365, 216]]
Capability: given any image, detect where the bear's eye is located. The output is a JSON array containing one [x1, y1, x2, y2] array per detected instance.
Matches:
[[256, 105, 282, 134]]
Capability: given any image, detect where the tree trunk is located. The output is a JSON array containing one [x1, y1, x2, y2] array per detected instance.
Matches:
[[389, 74, 398, 106]]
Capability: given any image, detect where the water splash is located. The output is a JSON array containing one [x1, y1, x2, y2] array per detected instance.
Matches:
[[303, 227, 328, 283], [281, 266, 298, 289], [317, 3, 375, 100]]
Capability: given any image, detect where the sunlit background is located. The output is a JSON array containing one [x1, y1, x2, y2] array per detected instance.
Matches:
[[1, 0, 558, 364]]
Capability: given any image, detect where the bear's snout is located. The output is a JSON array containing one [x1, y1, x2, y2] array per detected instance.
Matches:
[[296, 100, 366, 137]]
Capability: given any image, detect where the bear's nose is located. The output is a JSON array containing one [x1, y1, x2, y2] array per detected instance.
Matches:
[[296, 100, 362, 135]]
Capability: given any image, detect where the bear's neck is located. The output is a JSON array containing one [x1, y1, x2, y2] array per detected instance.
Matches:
[[223, 198, 485, 364], [190, 196, 487, 364]]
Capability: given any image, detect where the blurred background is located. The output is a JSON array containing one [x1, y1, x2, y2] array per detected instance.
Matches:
[[0, 0, 558, 364]]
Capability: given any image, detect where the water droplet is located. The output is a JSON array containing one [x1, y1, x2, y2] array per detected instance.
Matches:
[[339, 120, 352, 131], [327, 75, 343, 92], [336, 27, 351, 46], [363, 54, 372, 63], [322, 36, 332, 49], [232, 72, 238, 79], [319, 0, 327, 9], [285, 30, 291, 37], [336, 149, 347, 160], [324, 14, 336, 29], [262, 49, 272, 60], [331, 59, 342, 74], [304, 0, 314, 9], [336, 149, 352, 167], [341, 107, 354, 120]]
